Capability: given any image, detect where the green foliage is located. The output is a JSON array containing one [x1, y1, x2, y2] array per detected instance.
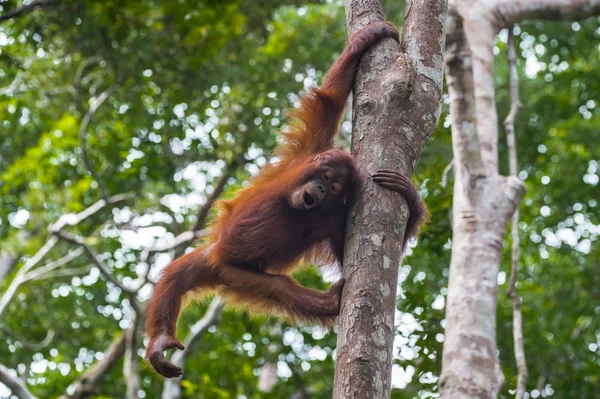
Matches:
[[0, 1, 598, 398]]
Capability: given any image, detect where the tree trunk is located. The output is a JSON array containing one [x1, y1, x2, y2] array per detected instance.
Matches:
[[333, 1, 448, 398], [440, 1, 600, 398]]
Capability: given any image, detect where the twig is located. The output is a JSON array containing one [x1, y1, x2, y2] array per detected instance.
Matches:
[[21, 248, 84, 282], [49, 192, 135, 232], [73, 56, 101, 90], [0, 326, 55, 351], [124, 314, 142, 399], [78, 83, 119, 199], [52, 231, 135, 296], [503, 26, 527, 399], [0, 364, 36, 399], [31, 265, 92, 281], [192, 171, 229, 232], [59, 333, 127, 399], [138, 168, 229, 288], [0, 193, 132, 317], [441, 159, 454, 188], [0, 236, 58, 317], [162, 298, 223, 399], [0, 0, 56, 23], [149, 229, 209, 255], [52, 230, 143, 315]]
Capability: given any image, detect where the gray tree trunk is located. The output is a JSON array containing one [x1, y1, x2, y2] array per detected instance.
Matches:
[[440, 1, 600, 398], [333, 1, 448, 398]]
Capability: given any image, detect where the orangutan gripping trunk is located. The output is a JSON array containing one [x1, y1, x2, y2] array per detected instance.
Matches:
[[145, 21, 427, 378]]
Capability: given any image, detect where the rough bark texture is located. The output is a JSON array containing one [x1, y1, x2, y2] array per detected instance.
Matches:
[[441, 8, 524, 398], [333, 1, 448, 398], [440, 1, 600, 398]]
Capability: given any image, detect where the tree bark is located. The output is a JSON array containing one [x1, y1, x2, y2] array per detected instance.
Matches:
[[333, 1, 448, 398], [440, 1, 600, 398]]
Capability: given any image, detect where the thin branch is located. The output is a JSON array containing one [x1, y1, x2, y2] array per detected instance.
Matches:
[[124, 314, 142, 399], [0, 191, 134, 315], [0, 364, 36, 399], [138, 168, 229, 289], [0, 0, 56, 23], [0, 193, 132, 317], [78, 83, 119, 199], [259, 363, 278, 393], [49, 192, 135, 232], [162, 298, 223, 399], [0, 236, 58, 317], [441, 159, 454, 188], [32, 265, 92, 281], [60, 333, 127, 399], [192, 171, 229, 232], [21, 248, 84, 282], [52, 230, 136, 297], [0, 70, 24, 96], [73, 56, 101, 90], [148, 229, 209, 255], [503, 25, 527, 399], [177, 298, 223, 362], [0, 326, 55, 351]]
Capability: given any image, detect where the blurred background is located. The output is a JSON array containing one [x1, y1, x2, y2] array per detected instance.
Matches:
[[0, 0, 598, 398]]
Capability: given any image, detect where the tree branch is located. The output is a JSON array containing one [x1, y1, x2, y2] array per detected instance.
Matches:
[[52, 230, 139, 307], [49, 192, 135, 232], [21, 248, 84, 283], [60, 333, 127, 399], [503, 26, 527, 399], [124, 314, 142, 399], [0, 193, 132, 317], [149, 229, 209, 255], [441, 159, 454, 188], [0, 364, 36, 399], [31, 265, 93, 281], [491, 0, 600, 25], [161, 298, 223, 399], [78, 83, 119, 199], [0, 0, 56, 23], [0, 236, 58, 317], [73, 56, 102, 90], [138, 168, 229, 289], [441, 3, 525, 396], [0, 325, 55, 352], [192, 171, 229, 232]]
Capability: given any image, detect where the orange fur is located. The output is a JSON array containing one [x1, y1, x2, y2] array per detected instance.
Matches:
[[145, 21, 403, 378]]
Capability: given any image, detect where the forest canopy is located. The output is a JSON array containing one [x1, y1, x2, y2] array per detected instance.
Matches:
[[0, 1, 598, 398]]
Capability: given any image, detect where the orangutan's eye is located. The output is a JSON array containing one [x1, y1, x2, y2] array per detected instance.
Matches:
[[323, 170, 334, 180]]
